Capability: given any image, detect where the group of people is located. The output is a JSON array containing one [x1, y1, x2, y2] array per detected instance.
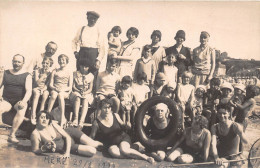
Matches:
[[0, 10, 260, 167]]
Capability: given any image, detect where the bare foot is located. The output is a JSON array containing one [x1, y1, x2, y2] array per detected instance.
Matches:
[[147, 157, 155, 164]]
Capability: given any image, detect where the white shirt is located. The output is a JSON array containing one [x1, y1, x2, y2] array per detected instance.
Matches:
[[72, 25, 106, 61], [132, 83, 150, 106]]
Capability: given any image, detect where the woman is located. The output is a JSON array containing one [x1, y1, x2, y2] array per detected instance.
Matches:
[[90, 99, 155, 164], [167, 115, 211, 163], [30, 111, 102, 157], [111, 27, 140, 78], [150, 30, 166, 72]]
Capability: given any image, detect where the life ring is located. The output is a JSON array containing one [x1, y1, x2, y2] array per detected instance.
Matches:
[[135, 96, 182, 150]]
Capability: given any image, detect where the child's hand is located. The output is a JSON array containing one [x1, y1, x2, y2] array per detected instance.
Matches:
[[214, 99, 219, 105], [178, 54, 186, 60]]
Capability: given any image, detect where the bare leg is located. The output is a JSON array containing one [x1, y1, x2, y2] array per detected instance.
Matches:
[[167, 147, 183, 162], [0, 101, 12, 124], [10, 105, 27, 138], [79, 98, 88, 127], [31, 89, 40, 124], [122, 110, 126, 124], [40, 90, 49, 111], [77, 145, 96, 157], [57, 92, 66, 127], [47, 91, 58, 112], [126, 110, 131, 128], [73, 97, 81, 126], [108, 145, 125, 159], [111, 97, 120, 114], [119, 141, 155, 164], [79, 134, 103, 148], [150, 150, 166, 162]]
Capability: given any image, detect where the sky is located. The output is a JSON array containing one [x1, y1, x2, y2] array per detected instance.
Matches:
[[0, 1, 259, 70]]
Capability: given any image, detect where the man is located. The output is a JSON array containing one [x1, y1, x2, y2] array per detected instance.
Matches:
[[26, 41, 58, 72], [72, 11, 105, 75], [211, 105, 248, 168], [0, 54, 32, 143], [192, 31, 215, 87]]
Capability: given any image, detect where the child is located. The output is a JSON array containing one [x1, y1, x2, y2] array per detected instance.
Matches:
[[176, 71, 195, 126], [31, 57, 53, 125], [191, 85, 206, 119], [161, 82, 176, 100], [118, 75, 136, 128], [47, 54, 73, 127], [158, 49, 178, 90], [95, 59, 121, 117], [219, 82, 234, 118], [150, 72, 168, 97], [231, 83, 246, 119], [203, 77, 221, 127], [132, 72, 150, 107], [70, 61, 94, 128], [231, 85, 259, 132], [107, 26, 122, 62], [144, 103, 172, 161], [134, 45, 156, 85]]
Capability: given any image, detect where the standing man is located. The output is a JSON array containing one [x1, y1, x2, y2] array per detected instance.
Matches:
[[72, 11, 105, 93], [192, 31, 215, 87], [0, 54, 32, 143]]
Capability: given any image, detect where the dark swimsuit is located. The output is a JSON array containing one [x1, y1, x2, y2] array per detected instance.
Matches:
[[97, 114, 131, 147]]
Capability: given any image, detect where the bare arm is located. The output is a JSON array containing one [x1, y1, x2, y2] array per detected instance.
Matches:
[[85, 80, 93, 94], [90, 120, 99, 139], [49, 70, 56, 90], [22, 74, 32, 103], [167, 131, 186, 154], [234, 122, 248, 144], [208, 48, 216, 80], [72, 27, 81, 52], [30, 132, 42, 154], [203, 129, 211, 161], [211, 124, 219, 160]]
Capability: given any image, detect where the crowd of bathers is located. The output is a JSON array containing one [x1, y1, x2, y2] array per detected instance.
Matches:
[[0, 10, 260, 167]]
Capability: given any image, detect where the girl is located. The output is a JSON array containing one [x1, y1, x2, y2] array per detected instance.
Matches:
[[31, 111, 102, 157], [31, 57, 53, 125], [132, 72, 150, 107], [176, 71, 195, 125], [191, 85, 206, 120], [150, 30, 166, 72], [118, 76, 136, 128], [47, 54, 73, 127], [160, 82, 176, 100], [90, 99, 154, 164], [70, 61, 94, 128], [134, 45, 155, 85], [167, 115, 211, 163], [107, 26, 122, 64]]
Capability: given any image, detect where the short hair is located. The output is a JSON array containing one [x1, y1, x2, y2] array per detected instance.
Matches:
[[58, 54, 69, 64], [121, 75, 132, 84], [182, 71, 193, 79], [193, 115, 208, 129], [46, 41, 58, 49], [137, 72, 147, 81], [13, 54, 25, 63], [246, 85, 260, 98], [217, 104, 231, 113], [101, 98, 113, 107], [107, 58, 118, 66], [36, 110, 52, 125], [142, 45, 152, 56], [151, 30, 162, 41], [126, 27, 139, 38], [111, 26, 122, 34], [210, 77, 221, 86], [42, 57, 54, 67]]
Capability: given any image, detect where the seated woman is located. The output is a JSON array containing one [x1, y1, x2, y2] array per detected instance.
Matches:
[[167, 115, 211, 163], [31, 111, 103, 158], [90, 99, 155, 164], [211, 105, 248, 168], [144, 103, 172, 161]]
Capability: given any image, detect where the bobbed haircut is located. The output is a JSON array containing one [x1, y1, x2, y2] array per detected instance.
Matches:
[[58, 54, 69, 64], [42, 57, 54, 67], [111, 26, 122, 34], [126, 27, 139, 38], [36, 110, 53, 125], [121, 75, 132, 84]]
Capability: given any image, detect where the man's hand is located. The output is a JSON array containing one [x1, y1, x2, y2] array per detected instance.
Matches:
[[94, 60, 101, 70], [74, 51, 79, 59]]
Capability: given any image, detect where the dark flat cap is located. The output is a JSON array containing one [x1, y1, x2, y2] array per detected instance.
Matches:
[[86, 11, 100, 18], [200, 31, 210, 38]]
